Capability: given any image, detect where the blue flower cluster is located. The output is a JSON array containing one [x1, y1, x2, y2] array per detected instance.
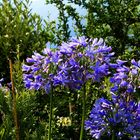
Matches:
[[85, 94, 140, 139], [22, 36, 114, 91], [22, 48, 61, 92], [110, 59, 140, 94], [85, 59, 140, 139], [54, 37, 114, 89]]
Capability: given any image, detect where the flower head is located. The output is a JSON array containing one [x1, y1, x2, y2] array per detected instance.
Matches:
[[54, 36, 114, 89], [85, 95, 140, 139], [22, 36, 114, 91], [110, 59, 140, 94]]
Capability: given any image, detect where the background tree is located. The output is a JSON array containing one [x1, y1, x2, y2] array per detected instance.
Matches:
[[46, 0, 140, 59]]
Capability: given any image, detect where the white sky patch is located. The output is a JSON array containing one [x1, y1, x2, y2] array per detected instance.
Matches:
[[30, 0, 59, 20], [31, 0, 40, 2]]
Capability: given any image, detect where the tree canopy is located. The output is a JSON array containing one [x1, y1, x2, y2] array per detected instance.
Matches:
[[46, 0, 140, 58]]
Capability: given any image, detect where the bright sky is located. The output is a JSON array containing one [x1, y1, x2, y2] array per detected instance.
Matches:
[[30, 0, 87, 36], [0, 0, 58, 20], [30, 0, 59, 20], [30, 0, 86, 20], [0, 0, 86, 21], [0, 0, 86, 36]]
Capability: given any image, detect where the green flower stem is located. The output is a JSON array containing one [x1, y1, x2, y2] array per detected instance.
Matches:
[[48, 83, 53, 140], [80, 83, 86, 140], [68, 89, 73, 124], [69, 97, 72, 123], [112, 131, 116, 140], [69, 95, 72, 140]]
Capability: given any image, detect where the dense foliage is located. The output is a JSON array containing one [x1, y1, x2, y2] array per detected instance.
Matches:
[[46, 0, 140, 59], [0, 0, 56, 80]]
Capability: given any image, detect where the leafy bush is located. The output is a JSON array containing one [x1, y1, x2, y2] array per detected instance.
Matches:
[[0, 0, 56, 80]]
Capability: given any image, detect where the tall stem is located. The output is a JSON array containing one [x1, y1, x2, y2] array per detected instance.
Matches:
[[9, 59, 20, 140], [69, 94, 72, 140], [48, 83, 53, 140], [69, 98, 72, 123], [68, 90, 72, 124], [112, 131, 115, 140], [80, 83, 86, 140]]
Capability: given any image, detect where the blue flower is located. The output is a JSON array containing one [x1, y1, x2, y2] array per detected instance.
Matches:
[[110, 59, 140, 94], [26, 57, 36, 63], [91, 62, 110, 82], [131, 69, 138, 75], [127, 84, 134, 93], [70, 36, 88, 47], [120, 80, 128, 87], [22, 64, 31, 72], [60, 42, 73, 55], [24, 79, 32, 89], [42, 46, 52, 55], [116, 59, 127, 65], [131, 59, 138, 66], [110, 85, 119, 92]]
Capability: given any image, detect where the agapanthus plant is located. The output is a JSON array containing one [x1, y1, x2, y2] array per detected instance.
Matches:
[[54, 36, 115, 140], [22, 46, 61, 140], [85, 93, 140, 140], [22, 36, 115, 140]]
